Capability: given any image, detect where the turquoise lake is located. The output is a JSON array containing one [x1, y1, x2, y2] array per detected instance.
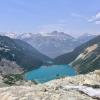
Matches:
[[25, 65, 76, 83]]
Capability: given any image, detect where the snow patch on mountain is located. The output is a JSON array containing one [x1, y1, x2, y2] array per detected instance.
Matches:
[[0, 32, 18, 38]]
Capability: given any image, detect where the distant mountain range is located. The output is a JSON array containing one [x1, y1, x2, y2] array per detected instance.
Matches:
[[17, 31, 97, 58], [0, 32, 97, 58], [77, 33, 97, 43], [0, 32, 18, 38], [0, 32, 99, 75], [17, 31, 77, 58], [0, 31, 96, 58], [0, 35, 52, 74], [55, 35, 100, 74]]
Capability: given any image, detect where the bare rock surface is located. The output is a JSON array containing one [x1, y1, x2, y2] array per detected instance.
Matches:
[[0, 70, 100, 100]]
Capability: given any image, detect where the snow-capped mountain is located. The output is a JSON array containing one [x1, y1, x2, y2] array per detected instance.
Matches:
[[17, 33, 33, 39], [18, 32, 98, 58], [0, 32, 97, 58], [0, 32, 18, 38], [18, 31, 79, 58], [77, 33, 97, 43]]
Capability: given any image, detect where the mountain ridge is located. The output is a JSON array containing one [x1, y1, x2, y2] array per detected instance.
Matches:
[[55, 35, 100, 74], [15, 32, 98, 58], [0, 32, 97, 58], [0, 35, 52, 73]]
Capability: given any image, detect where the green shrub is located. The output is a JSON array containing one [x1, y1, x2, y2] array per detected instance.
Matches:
[[3, 74, 23, 85]]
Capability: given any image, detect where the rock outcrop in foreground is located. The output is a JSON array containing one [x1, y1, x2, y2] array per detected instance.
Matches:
[[0, 70, 100, 100]]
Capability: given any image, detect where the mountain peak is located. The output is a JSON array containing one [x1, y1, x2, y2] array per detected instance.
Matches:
[[39, 31, 74, 39], [0, 32, 17, 38], [78, 33, 96, 38], [77, 33, 97, 43]]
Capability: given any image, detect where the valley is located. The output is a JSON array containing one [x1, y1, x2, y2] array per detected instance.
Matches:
[[0, 32, 96, 58], [0, 33, 99, 100], [0, 34, 99, 84], [0, 0, 100, 99]]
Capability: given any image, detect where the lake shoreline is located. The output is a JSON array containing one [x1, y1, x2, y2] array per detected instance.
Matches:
[[25, 64, 76, 83]]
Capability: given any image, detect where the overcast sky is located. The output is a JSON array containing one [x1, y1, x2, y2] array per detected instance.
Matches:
[[0, 0, 100, 37]]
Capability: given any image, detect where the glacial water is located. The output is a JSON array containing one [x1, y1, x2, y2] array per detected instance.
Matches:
[[25, 65, 76, 83]]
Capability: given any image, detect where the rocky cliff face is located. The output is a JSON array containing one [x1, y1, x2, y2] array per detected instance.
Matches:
[[71, 37, 100, 74], [0, 59, 23, 75], [55, 35, 100, 74], [0, 70, 100, 100], [0, 35, 52, 72]]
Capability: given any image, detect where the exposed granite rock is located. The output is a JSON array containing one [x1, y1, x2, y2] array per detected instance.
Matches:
[[0, 70, 100, 100], [0, 59, 23, 75]]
